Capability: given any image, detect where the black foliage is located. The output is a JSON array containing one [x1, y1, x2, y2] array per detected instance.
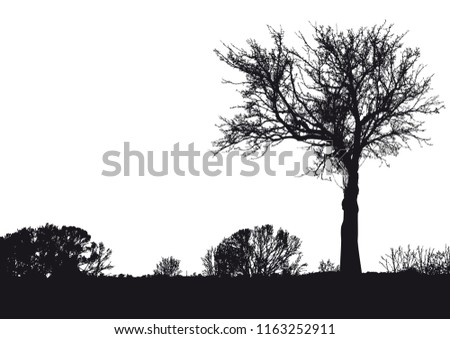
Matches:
[[0, 223, 113, 278], [154, 256, 182, 277], [202, 224, 306, 277], [318, 259, 340, 272], [213, 23, 444, 273]]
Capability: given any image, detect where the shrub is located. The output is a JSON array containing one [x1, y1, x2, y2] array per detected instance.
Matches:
[[318, 259, 340, 272], [380, 245, 450, 274], [153, 256, 182, 277], [201, 225, 307, 277]]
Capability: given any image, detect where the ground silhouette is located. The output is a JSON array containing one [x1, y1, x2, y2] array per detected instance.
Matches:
[[1, 273, 450, 318], [1, 225, 450, 318]]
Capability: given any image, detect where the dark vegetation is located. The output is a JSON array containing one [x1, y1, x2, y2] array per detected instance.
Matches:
[[2, 273, 450, 318], [153, 256, 182, 277], [0, 22, 446, 319], [318, 259, 340, 272], [201, 224, 306, 277], [0, 223, 112, 278], [380, 245, 450, 274], [1, 223, 450, 318], [212, 22, 443, 273]]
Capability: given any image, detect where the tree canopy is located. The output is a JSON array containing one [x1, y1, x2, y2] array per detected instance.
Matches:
[[0, 223, 113, 278], [214, 23, 442, 169]]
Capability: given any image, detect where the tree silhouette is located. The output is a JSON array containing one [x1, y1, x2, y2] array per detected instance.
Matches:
[[203, 224, 306, 277], [0, 223, 113, 278], [153, 256, 182, 277], [213, 23, 443, 273], [201, 247, 217, 276]]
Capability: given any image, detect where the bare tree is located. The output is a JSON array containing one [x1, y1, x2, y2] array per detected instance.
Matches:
[[213, 23, 443, 273], [153, 256, 182, 277]]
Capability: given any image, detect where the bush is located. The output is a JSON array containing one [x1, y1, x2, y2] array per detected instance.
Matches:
[[154, 256, 182, 277], [201, 224, 307, 277], [380, 245, 450, 274], [318, 259, 340, 272]]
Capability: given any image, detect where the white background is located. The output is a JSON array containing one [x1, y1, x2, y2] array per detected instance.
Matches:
[[2, 319, 450, 338], [0, 0, 449, 278]]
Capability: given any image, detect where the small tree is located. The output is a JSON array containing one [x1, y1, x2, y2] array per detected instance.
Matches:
[[153, 256, 182, 277], [201, 247, 217, 276], [203, 224, 306, 277]]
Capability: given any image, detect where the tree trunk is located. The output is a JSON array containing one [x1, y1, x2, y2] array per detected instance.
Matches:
[[340, 166, 362, 274]]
